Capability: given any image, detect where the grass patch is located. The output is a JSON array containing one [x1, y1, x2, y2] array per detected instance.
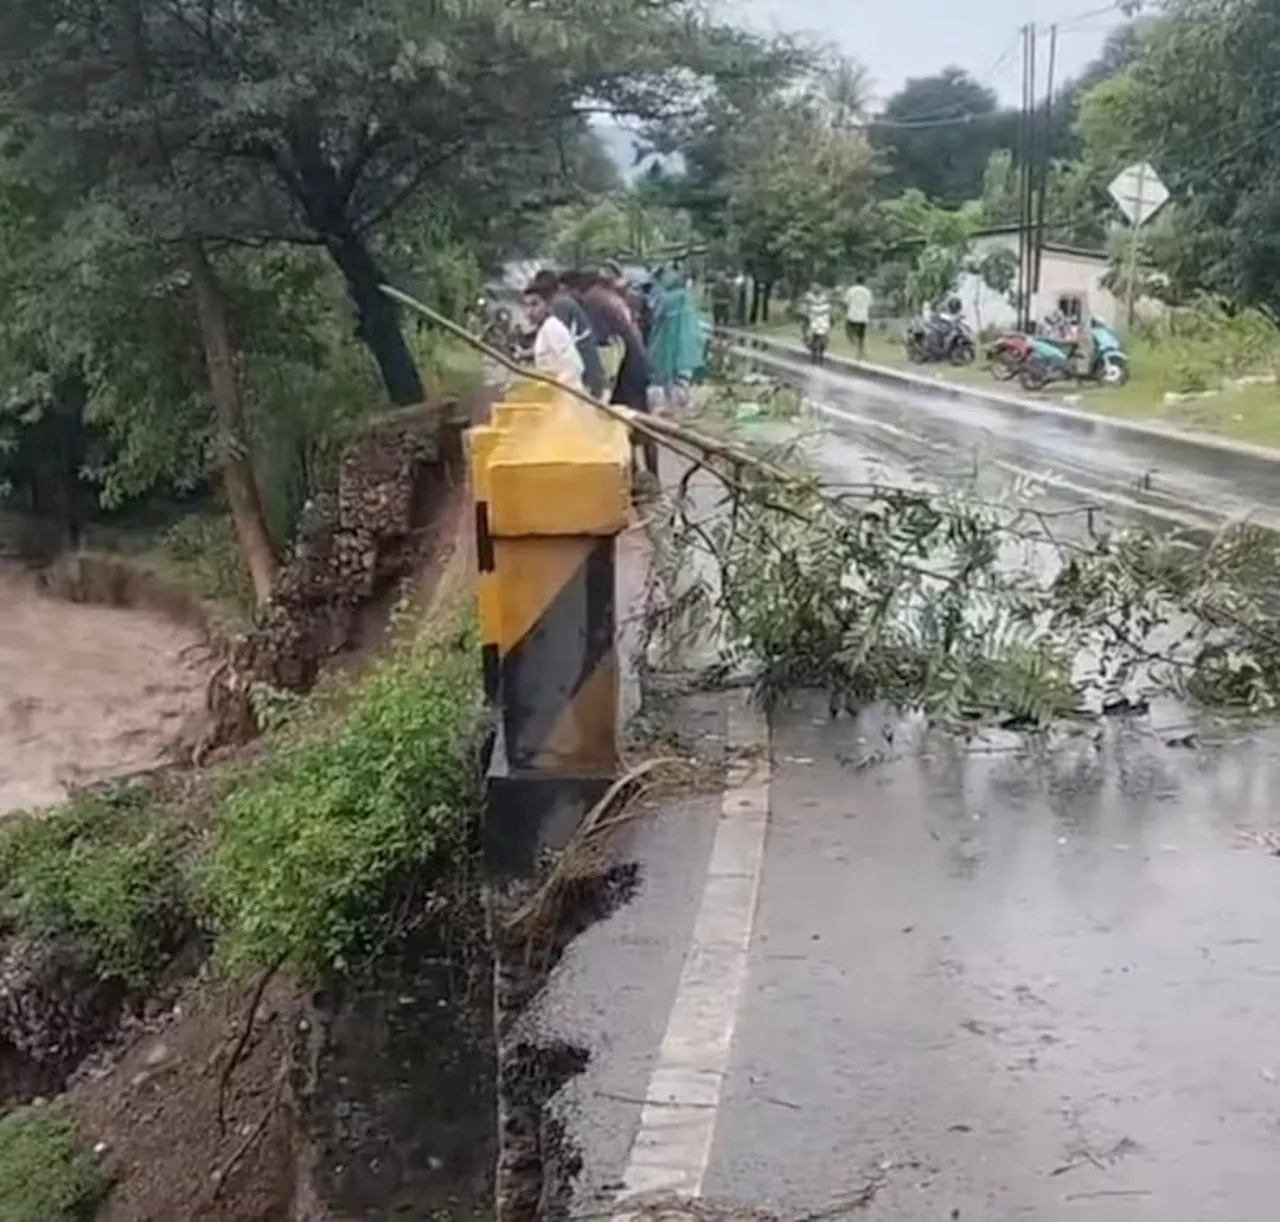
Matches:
[[0, 1105, 110, 1222], [202, 624, 486, 980], [744, 309, 1280, 450], [0, 787, 194, 986]]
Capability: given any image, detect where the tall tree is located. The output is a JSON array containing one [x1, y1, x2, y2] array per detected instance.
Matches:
[[641, 31, 816, 243], [0, 0, 731, 405], [1073, 0, 1280, 306], [874, 68, 1016, 207], [726, 97, 878, 290]]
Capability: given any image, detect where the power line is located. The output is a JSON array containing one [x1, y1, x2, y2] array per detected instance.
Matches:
[[857, 110, 1014, 131], [1054, 0, 1139, 31]]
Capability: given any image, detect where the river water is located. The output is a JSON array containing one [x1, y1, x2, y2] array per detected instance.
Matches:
[[0, 564, 210, 815]]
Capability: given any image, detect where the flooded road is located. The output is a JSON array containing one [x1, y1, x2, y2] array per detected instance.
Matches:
[[0, 565, 209, 815], [543, 355, 1280, 1220]]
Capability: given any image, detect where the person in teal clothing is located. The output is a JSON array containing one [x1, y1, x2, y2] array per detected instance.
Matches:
[[646, 267, 706, 410]]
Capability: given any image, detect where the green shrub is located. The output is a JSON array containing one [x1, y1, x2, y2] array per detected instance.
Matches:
[[203, 633, 485, 979], [161, 511, 255, 616], [0, 787, 192, 985], [1148, 295, 1280, 394], [0, 1106, 110, 1222]]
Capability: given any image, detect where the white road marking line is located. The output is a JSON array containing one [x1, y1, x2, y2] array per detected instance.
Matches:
[[615, 694, 771, 1207]]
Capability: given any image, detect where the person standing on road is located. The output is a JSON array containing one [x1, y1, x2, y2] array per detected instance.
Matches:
[[585, 263, 658, 482], [523, 277, 585, 393], [531, 269, 606, 399], [843, 277, 873, 360], [709, 273, 732, 328], [648, 266, 706, 411]]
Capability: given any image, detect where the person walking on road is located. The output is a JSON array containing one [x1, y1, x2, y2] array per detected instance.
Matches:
[[843, 277, 873, 360], [523, 276, 585, 393]]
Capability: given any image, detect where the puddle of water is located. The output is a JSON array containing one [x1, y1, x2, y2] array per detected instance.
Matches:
[[0, 565, 210, 815]]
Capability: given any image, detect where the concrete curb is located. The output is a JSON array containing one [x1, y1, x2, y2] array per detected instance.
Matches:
[[721, 328, 1280, 483]]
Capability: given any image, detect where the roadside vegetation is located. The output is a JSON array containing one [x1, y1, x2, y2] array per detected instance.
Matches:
[[745, 298, 1280, 450], [0, 786, 193, 987], [205, 621, 485, 979], [0, 1105, 110, 1222], [0, 611, 484, 983]]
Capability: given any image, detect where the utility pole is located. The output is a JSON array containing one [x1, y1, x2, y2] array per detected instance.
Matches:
[[1015, 24, 1032, 330], [1124, 162, 1147, 329], [1034, 23, 1058, 296], [1021, 24, 1038, 330]]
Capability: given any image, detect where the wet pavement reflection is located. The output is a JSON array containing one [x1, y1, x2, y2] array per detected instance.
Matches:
[[705, 701, 1280, 1219], [700, 352, 1280, 1218]]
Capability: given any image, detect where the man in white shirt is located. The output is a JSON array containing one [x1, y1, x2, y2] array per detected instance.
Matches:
[[843, 278, 873, 359], [523, 279, 585, 393]]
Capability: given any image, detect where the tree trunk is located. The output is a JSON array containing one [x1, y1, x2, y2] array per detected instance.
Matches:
[[185, 237, 278, 606], [327, 234, 426, 406]]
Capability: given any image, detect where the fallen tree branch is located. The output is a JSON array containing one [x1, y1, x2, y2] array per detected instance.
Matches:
[[386, 282, 1280, 722], [503, 757, 686, 948]]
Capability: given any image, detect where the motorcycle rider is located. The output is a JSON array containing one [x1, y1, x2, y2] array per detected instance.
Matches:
[[801, 282, 832, 365]]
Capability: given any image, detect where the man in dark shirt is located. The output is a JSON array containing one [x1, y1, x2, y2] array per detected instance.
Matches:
[[530, 269, 606, 398]]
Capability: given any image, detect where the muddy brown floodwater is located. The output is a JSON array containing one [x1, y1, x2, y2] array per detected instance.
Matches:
[[0, 564, 210, 816]]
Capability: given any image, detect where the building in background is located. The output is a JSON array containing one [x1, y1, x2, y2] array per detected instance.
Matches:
[[959, 227, 1122, 333]]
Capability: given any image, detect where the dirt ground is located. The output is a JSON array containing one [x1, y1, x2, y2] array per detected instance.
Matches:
[[0, 564, 211, 816], [69, 974, 300, 1222]]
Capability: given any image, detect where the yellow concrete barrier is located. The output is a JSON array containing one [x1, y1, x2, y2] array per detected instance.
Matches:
[[469, 378, 631, 871]]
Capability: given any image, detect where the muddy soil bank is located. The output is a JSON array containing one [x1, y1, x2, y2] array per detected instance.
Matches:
[[297, 878, 496, 1221], [0, 563, 211, 815]]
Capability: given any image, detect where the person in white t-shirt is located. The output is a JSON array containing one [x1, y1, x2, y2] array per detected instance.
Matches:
[[843, 278, 873, 359], [523, 279, 585, 393]]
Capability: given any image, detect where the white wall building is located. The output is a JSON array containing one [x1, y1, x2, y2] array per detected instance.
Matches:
[[958, 228, 1120, 333]]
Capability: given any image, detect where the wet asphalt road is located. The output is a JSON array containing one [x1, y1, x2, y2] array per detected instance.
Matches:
[[703, 703, 1280, 1220], [732, 338, 1280, 533], [537, 355, 1280, 1220]]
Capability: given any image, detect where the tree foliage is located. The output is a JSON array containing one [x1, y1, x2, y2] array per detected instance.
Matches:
[[726, 98, 878, 287], [541, 194, 693, 266], [654, 365, 1280, 725], [874, 68, 1014, 207], [1070, 0, 1280, 309], [0, 0, 750, 405]]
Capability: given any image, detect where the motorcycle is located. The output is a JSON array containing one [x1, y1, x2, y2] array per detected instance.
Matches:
[[986, 331, 1033, 381], [804, 318, 830, 365], [1018, 319, 1129, 391], [905, 314, 976, 365]]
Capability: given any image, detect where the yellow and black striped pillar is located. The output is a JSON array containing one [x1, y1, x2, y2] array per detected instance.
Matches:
[[476, 385, 631, 872], [492, 534, 617, 775], [465, 425, 502, 702]]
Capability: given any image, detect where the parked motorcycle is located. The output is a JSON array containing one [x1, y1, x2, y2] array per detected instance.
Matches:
[[1018, 319, 1129, 391], [905, 313, 976, 365], [986, 331, 1033, 381]]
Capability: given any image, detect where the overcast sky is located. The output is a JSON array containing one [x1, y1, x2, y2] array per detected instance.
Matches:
[[729, 0, 1121, 104]]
